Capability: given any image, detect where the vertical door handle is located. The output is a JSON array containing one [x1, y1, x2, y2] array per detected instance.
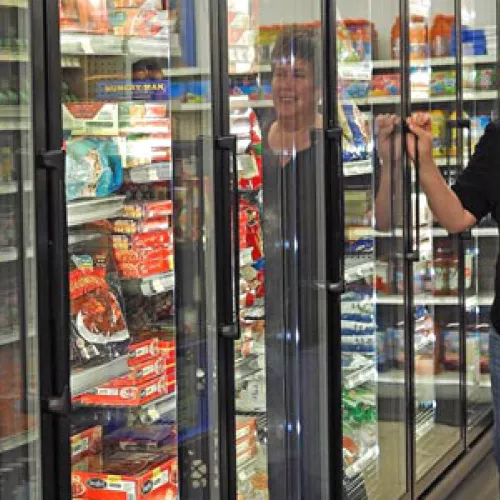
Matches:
[[325, 127, 345, 294], [401, 121, 420, 262], [216, 135, 241, 339], [37, 149, 71, 403]]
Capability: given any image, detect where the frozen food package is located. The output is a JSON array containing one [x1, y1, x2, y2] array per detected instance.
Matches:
[[65, 137, 123, 201], [105, 424, 177, 452], [69, 231, 130, 367]]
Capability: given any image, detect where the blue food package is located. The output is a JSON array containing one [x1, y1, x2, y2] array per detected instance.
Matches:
[[105, 424, 177, 451], [66, 137, 123, 201]]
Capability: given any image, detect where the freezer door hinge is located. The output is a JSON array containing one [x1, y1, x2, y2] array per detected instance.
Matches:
[[219, 324, 238, 339], [316, 280, 345, 294], [325, 126, 342, 142], [37, 149, 65, 171], [42, 385, 71, 416]]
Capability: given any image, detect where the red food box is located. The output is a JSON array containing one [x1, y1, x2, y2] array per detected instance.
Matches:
[[117, 258, 173, 279], [113, 231, 172, 251], [71, 453, 178, 500], [78, 376, 167, 407], [121, 201, 173, 220], [236, 416, 257, 441], [113, 218, 171, 235], [108, 356, 167, 387], [71, 426, 103, 464], [129, 338, 160, 365], [158, 340, 175, 364]]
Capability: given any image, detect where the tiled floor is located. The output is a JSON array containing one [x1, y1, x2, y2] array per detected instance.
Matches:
[[447, 453, 499, 500]]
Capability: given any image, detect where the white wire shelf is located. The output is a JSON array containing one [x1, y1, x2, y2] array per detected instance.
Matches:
[[71, 356, 129, 396], [0, 430, 37, 454], [67, 195, 126, 227]]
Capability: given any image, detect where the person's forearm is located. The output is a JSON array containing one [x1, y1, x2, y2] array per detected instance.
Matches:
[[419, 161, 473, 233], [374, 159, 402, 231]]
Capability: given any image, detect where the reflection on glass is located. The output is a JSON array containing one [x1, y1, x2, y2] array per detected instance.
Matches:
[[232, 8, 333, 494], [409, 0, 461, 483]]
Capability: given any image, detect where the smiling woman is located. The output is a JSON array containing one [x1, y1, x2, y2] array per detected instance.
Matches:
[[260, 24, 343, 499], [266, 28, 322, 159]]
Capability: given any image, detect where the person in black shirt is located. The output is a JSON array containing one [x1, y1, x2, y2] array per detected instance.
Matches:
[[376, 112, 500, 469]]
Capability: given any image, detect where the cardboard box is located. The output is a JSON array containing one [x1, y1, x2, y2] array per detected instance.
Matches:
[[78, 375, 168, 407], [71, 426, 103, 464], [109, 357, 167, 387], [129, 338, 160, 366], [63, 102, 120, 136], [71, 454, 177, 499]]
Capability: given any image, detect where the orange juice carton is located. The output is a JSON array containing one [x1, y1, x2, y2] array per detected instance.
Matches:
[[71, 453, 178, 499], [71, 426, 103, 463]]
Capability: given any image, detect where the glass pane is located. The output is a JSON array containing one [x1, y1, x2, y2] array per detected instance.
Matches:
[[60, 0, 219, 497], [409, 0, 462, 483], [337, 1, 408, 498], [0, 0, 41, 497], [229, 1, 332, 497], [460, 0, 496, 443]]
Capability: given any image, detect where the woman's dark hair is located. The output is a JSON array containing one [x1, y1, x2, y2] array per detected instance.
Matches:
[[270, 27, 321, 88]]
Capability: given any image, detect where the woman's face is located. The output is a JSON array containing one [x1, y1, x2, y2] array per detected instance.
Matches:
[[272, 57, 316, 122]]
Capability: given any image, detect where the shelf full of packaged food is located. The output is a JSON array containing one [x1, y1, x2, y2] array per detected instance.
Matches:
[[340, 54, 497, 72], [67, 195, 126, 227], [344, 159, 372, 176], [345, 258, 374, 284], [343, 363, 377, 390], [71, 355, 129, 396], [378, 369, 491, 388], [347, 90, 498, 107], [0, 51, 28, 62], [124, 162, 172, 184], [60, 32, 180, 58], [0, 430, 37, 454], [0, 0, 28, 6], [235, 354, 261, 384], [121, 271, 175, 296], [375, 294, 477, 307], [345, 445, 379, 479]]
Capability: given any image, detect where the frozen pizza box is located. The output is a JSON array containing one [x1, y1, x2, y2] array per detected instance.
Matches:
[[72, 453, 177, 499], [77, 375, 167, 407], [63, 102, 120, 136], [71, 425, 103, 464]]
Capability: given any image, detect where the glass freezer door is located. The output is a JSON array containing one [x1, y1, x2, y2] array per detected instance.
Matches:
[[227, 0, 335, 498], [336, 1, 410, 498], [0, 0, 42, 497], [58, 1, 220, 498], [460, 0, 496, 445]]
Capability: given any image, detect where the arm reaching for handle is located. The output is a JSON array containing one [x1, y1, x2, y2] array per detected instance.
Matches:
[[374, 112, 478, 234]]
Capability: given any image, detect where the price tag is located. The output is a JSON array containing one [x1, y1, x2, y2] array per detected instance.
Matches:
[[81, 37, 94, 54]]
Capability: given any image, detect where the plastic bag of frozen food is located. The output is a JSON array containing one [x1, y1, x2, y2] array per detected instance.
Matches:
[[65, 137, 123, 201], [69, 231, 130, 367]]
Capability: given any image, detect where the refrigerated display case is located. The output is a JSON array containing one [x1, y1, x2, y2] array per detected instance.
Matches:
[[24, 0, 500, 499], [0, 0, 41, 497]]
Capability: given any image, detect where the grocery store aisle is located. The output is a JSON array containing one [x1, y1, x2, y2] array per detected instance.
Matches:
[[446, 453, 499, 500]]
